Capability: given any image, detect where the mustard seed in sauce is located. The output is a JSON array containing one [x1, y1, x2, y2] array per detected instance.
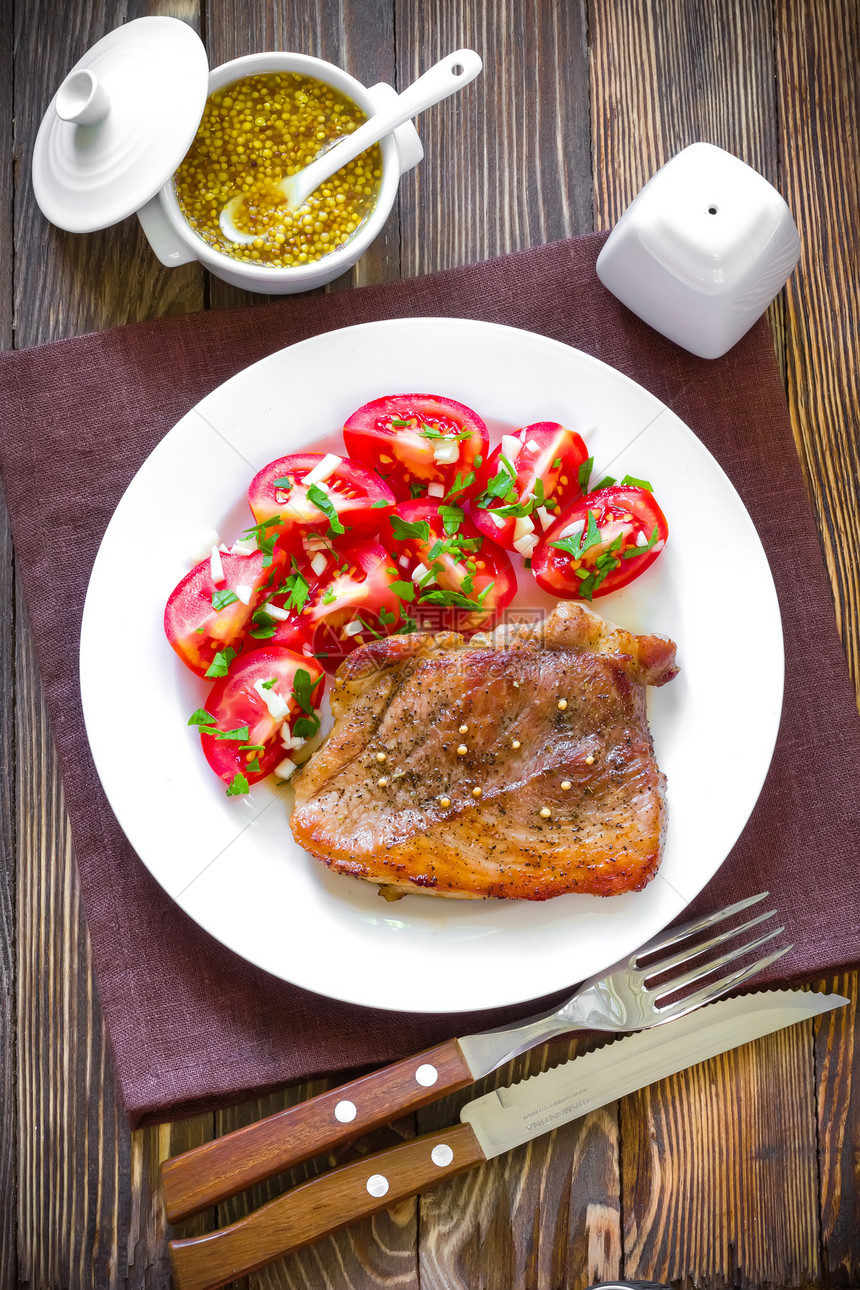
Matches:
[[173, 73, 383, 268]]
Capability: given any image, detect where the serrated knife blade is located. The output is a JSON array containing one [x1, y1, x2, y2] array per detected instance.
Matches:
[[460, 988, 847, 1158]]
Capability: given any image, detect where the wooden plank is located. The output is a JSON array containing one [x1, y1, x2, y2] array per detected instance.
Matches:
[[0, 0, 17, 1276], [204, 0, 399, 314], [775, 0, 860, 687], [396, 0, 592, 277], [10, 2, 207, 1287], [590, 0, 779, 225], [416, 1038, 621, 1290], [774, 6, 860, 1279], [621, 1023, 822, 1286], [588, 2, 828, 1284], [816, 971, 860, 1286]]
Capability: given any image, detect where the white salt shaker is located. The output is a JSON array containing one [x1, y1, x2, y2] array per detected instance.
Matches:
[[595, 142, 800, 359]]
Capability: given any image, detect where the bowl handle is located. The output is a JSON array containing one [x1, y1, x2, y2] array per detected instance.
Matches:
[[365, 82, 424, 174], [136, 194, 198, 268]]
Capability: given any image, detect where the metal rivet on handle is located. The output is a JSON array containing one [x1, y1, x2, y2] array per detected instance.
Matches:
[[431, 1143, 454, 1167], [335, 1100, 357, 1123], [415, 1064, 438, 1087], [366, 1174, 390, 1198]]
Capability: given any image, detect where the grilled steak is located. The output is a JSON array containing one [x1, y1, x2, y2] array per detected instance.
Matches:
[[290, 602, 678, 900]]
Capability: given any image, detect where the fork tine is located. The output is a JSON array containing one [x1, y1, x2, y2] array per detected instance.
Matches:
[[654, 925, 784, 996], [632, 892, 769, 963], [641, 908, 776, 977], [657, 942, 793, 1018]]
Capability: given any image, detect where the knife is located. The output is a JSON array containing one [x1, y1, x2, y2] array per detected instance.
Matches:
[[168, 988, 846, 1290]]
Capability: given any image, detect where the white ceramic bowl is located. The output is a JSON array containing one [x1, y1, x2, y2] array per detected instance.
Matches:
[[136, 52, 423, 294]]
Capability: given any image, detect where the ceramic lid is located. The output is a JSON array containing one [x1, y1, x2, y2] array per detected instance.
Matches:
[[32, 16, 209, 234]]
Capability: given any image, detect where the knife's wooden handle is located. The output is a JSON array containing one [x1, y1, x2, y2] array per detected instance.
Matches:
[[169, 1121, 485, 1290], [160, 1038, 474, 1222]]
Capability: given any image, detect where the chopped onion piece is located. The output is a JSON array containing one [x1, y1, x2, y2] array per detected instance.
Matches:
[[264, 602, 291, 622], [427, 481, 444, 497], [281, 732, 307, 752], [489, 511, 507, 530], [560, 519, 586, 539], [513, 515, 535, 541], [302, 453, 342, 486], [274, 757, 297, 780], [234, 584, 252, 605], [230, 535, 258, 555], [513, 533, 540, 558], [343, 618, 365, 637], [525, 438, 540, 452], [500, 434, 522, 462], [635, 530, 650, 547], [536, 506, 553, 531], [411, 562, 429, 584], [398, 553, 410, 568], [209, 545, 226, 585], [253, 680, 289, 722], [432, 440, 460, 464], [310, 551, 328, 576]]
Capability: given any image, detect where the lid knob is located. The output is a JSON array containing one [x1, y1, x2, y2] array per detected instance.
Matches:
[[55, 69, 111, 126]]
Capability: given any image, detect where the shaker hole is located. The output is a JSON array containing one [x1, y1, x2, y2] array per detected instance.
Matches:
[[708, 205, 719, 215], [451, 63, 465, 76]]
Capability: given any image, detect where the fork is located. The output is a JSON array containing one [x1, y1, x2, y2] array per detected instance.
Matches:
[[161, 891, 788, 1222]]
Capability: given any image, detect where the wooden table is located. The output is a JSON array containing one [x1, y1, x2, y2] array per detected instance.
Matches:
[[1, 2, 858, 1286]]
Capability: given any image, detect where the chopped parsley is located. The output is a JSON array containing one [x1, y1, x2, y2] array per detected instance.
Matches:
[[420, 581, 495, 611], [410, 481, 425, 499], [446, 469, 476, 498], [390, 579, 416, 602], [593, 475, 617, 491], [550, 511, 603, 560], [226, 772, 250, 797], [307, 483, 345, 537], [389, 515, 431, 543], [621, 525, 660, 558], [291, 667, 322, 740], [418, 424, 472, 442], [207, 724, 250, 742], [282, 563, 310, 612], [248, 608, 277, 640], [205, 646, 237, 679], [577, 457, 594, 493], [371, 499, 391, 508], [439, 504, 464, 535], [188, 709, 216, 728], [272, 476, 293, 489], [212, 588, 239, 611], [552, 457, 563, 469], [618, 474, 653, 491]]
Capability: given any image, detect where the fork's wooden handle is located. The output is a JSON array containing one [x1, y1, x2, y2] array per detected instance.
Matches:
[[160, 1038, 473, 1222], [169, 1121, 485, 1290]]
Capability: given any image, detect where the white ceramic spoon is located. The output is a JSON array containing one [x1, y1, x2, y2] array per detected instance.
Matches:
[[219, 48, 482, 244]]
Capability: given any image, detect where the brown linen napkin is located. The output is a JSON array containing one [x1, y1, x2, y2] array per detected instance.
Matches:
[[1, 232, 858, 1127]]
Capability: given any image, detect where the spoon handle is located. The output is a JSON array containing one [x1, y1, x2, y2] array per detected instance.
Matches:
[[289, 48, 483, 208]]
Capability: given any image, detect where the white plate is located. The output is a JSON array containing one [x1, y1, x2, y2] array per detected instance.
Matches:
[[79, 319, 784, 1014]]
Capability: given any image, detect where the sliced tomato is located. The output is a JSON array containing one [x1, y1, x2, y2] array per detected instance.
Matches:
[[248, 452, 395, 544], [249, 540, 406, 671], [343, 393, 489, 503], [195, 647, 325, 790], [164, 545, 288, 678], [532, 485, 669, 600], [380, 499, 516, 633], [472, 422, 591, 553]]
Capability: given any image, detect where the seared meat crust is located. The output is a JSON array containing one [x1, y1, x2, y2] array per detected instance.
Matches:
[[290, 602, 678, 900]]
